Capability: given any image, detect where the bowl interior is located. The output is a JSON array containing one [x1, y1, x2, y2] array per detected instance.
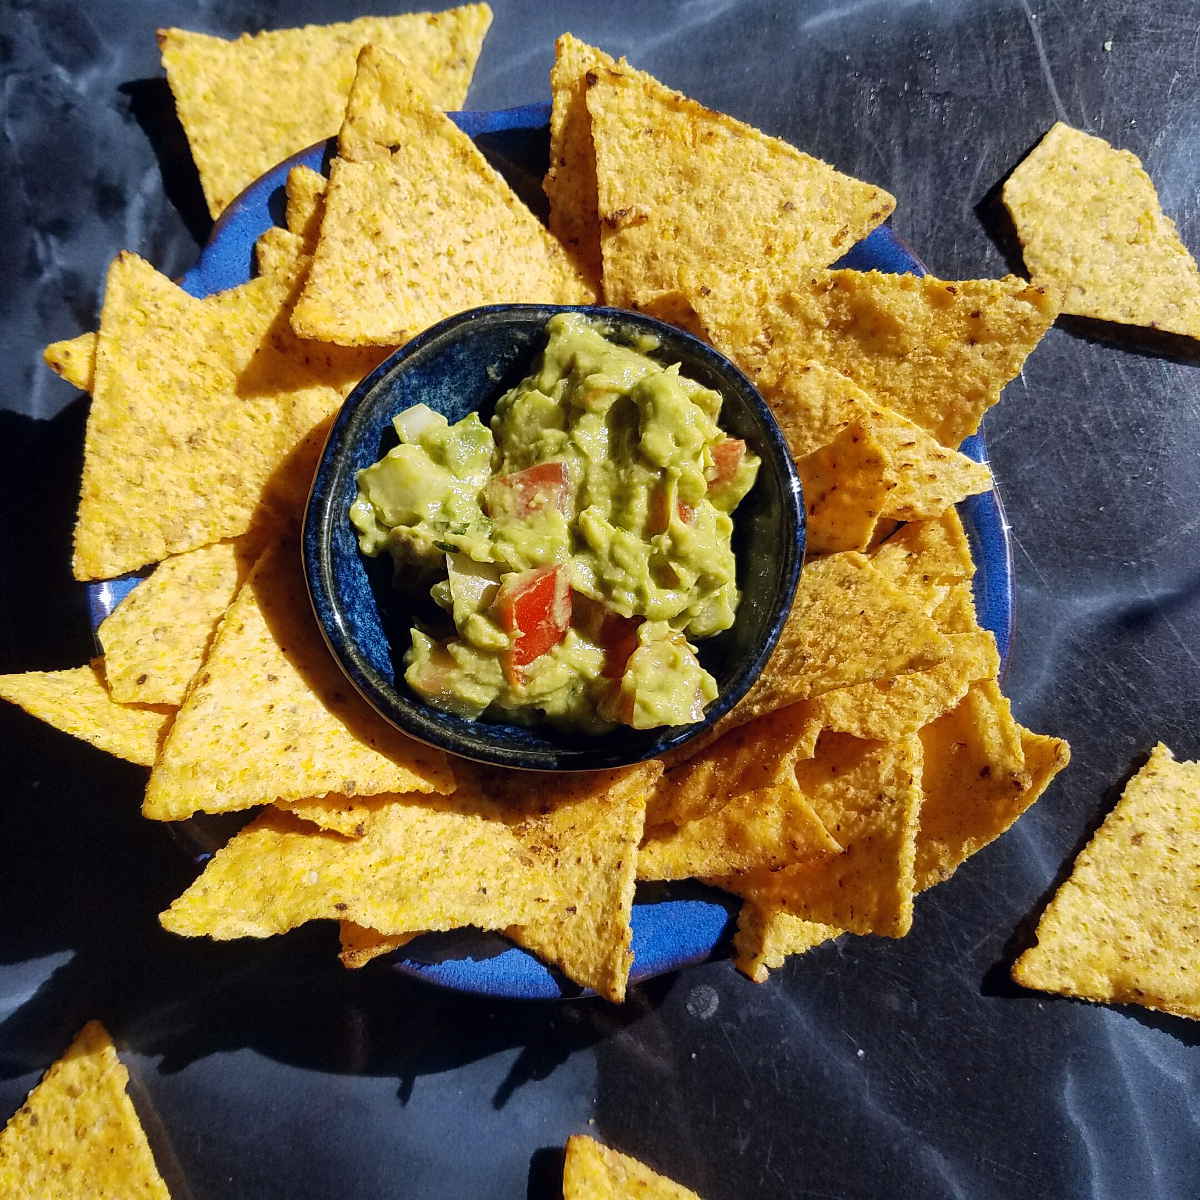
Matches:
[[303, 304, 804, 771]]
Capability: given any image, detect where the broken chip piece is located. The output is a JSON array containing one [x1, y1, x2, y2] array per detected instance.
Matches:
[[563, 1134, 701, 1200]]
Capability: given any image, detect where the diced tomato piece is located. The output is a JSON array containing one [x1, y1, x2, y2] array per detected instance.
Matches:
[[486, 461, 571, 519], [599, 613, 642, 679], [648, 483, 694, 534], [708, 437, 746, 490], [495, 566, 572, 683]]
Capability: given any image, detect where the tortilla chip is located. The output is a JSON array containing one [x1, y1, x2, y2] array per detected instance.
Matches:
[[0, 1021, 170, 1199], [160, 5, 493, 217], [732, 901, 840, 983], [1013, 743, 1199, 1018], [692, 269, 1056, 446], [870, 509, 975, 614], [285, 165, 327, 250], [255, 226, 307, 277], [98, 538, 258, 706], [44, 331, 96, 392], [491, 762, 660, 1003], [0, 660, 172, 767], [917, 682, 1069, 888], [797, 419, 889, 554], [338, 922, 420, 968], [649, 704, 821, 826], [639, 776, 839, 880], [932, 580, 980, 633], [720, 552, 952, 732], [1002, 123, 1200, 337], [584, 64, 894, 310], [144, 541, 453, 821], [276, 794, 407, 838], [291, 45, 594, 346], [563, 1135, 700, 1200], [160, 796, 549, 939], [716, 733, 923, 938]]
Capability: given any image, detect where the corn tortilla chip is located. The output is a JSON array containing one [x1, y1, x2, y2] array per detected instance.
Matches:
[[144, 541, 453, 821], [732, 901, 840, 983], [1013, 743, 1198, 1018], [291, 45, 594, 346], [0, 660, 172, 767], [649, 704, 821, 826], [692, 268, 1056, 446], [716, 733, 923, 938], [161, 797, 549, 939], [797, 419, 889, 554], [285, 164, 327, 250], [492, 762, 661, 1003], [0, 1021, 170, 1199], [44, 331, 96, 392], [639, 776, 839, 880], [563, 1135, 700, 1200], [870, 509, 975, 615], [255, 226, 308, 277], [585, 64, 894, 310], [160, 5, 493, 217], [1002, 123, 1200, 337], [719, 552, 952, 733], [338, 922, 420, 969], [98, 538, 259, 706], [277, 793, 404, 838]]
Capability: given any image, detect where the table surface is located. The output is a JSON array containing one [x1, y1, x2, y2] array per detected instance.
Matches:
[[2, 1, 1198, 1197]]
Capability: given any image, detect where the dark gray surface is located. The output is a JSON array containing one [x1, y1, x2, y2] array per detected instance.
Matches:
[[2, 1, 1198, 1196]]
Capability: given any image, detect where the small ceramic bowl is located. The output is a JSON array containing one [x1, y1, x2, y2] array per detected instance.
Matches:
[[302, 304, 805, 771]]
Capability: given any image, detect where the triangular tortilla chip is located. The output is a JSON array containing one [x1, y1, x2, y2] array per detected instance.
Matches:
[[160, 795, 549, 939], [277, 792, 404, 837], [716, 732, 923, 938], [563, 1135, 700, 1200], [0, 660, 172, 766], [98, 538, 259, 706], [73, 250, 385, 579], [732, 901, 840, 983], [796, 419, 889, 554], [692, 268, 1056, 446], [0, 1021, 170, 1199], [491, 763, 660, 1003], [338, 922, 420, 968], [1002, 122, 1200, 337], [869, 509, 975, 612], [291, 45, 594, 346], [43, 331, 96, 392], [639, 776, 839, 880], [718, 552, 952, 733], [584, 63, 893, 309], [144, 541, 454, 820], [1013, 743, 1198, 1018], [285, 164, 327, 250], [160, 5, 493, 216]]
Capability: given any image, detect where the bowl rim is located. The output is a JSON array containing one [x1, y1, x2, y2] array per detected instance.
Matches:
[[301, 302, 806, 772]]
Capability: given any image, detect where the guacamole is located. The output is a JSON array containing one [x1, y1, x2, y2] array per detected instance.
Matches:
[[350, 313, 760, 731]]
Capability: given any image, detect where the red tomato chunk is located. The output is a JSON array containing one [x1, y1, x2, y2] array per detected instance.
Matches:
[[495, 565, 572, 682], [486, 461, 571, 518], [709, 437, 746, 489]]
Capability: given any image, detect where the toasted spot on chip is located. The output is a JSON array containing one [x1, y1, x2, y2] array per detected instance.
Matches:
[[716, 732, 923, 938], [98, 538, 259, 706], [0, 1021, 171, 1199], [285, 164, 328, 250], [563, 1134, 700, 1200], [718, 552, 952, 734], [692, 269, 1056, 447], [639, 775, 839, 880], [492, 762, 660, 1003], [650, 704, 822, 826], [291, 45, 594, 347], [732, 901, 840, 983], [0, 660, 172, 766], [160, 795, 547, 940], [144, 541, 454, 821], [584, 62, 894, 311], [1002, 122, 1200, 337], [43, 331, 96, 392], [159, 5, 494, 216], [338, 922, 420, 969], [1012, 743, 1198, 1019], [797, 419, 888, 554]]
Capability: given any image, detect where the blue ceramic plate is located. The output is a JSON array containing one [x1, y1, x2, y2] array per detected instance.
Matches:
[[87, 103, 1013, 1000]]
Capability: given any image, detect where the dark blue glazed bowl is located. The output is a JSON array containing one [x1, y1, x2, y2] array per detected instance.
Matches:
[[302, 304, 805, 771]]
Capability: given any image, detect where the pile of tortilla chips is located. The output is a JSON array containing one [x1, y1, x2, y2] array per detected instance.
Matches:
[[10, 14, 1080, 1004]]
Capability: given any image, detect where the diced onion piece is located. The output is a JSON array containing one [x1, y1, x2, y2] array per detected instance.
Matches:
[[393, 403, 447, 443]]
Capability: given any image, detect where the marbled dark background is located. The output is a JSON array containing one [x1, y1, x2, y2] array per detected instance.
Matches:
[[2, 1, 1199, 1196]]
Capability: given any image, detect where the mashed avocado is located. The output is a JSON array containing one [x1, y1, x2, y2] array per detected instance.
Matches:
[[350, 313, 759, 731]]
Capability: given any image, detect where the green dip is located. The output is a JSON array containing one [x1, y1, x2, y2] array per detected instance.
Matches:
[[350, 313, 760, 731]]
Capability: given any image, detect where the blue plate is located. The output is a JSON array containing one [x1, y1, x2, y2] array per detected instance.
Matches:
[[87, 103, 1013, 1000]]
